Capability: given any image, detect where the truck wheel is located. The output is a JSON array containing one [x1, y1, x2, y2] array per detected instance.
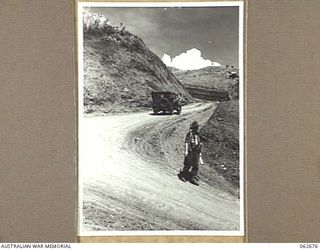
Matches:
[[176, 106, 181, 115]]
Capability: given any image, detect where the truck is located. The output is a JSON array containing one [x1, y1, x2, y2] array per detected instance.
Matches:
[[151, 91, 181, 115]]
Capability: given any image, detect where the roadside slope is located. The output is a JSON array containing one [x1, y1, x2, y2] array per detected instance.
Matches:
[[83, 10, 193, 114], [200, 100, 240, 193], [171, 66, 239, 101]]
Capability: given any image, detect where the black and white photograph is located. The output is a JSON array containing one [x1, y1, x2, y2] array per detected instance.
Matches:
[[78, 1, 244, 236]]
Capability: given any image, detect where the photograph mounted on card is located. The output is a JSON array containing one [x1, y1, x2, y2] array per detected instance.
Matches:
[[77, 1, 244, 236]]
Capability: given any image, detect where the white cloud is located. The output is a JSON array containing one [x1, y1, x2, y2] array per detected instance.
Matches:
[[161, 48, 221, 70], [162, 54, 172, 66]]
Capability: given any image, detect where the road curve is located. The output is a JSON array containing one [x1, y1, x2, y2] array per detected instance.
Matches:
[[79, 103, 240, 233]]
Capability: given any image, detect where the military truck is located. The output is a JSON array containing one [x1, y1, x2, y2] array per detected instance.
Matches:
[[151, 91, 181, 115]]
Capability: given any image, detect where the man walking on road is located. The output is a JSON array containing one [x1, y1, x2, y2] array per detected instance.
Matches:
[[179, 121, 204, 185]]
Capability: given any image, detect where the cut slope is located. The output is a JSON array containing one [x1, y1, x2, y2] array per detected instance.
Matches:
[[200, 100, 240, 195], [82, 11, 193, 113], [171, 66, 239, 101]]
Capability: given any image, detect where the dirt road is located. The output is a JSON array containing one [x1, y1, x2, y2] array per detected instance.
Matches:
[[79, 103, 240, 233]]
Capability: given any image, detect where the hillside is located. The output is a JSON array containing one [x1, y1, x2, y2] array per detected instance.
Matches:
[[199, 100, 240, 195], [82, 11, 193, 114], [171, 66, 239, 101]]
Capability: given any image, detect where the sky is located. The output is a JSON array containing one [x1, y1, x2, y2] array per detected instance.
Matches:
[[89, 6, 240, 69]]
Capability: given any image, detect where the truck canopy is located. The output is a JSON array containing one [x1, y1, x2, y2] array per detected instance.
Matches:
[[151, 92, 177, 102]]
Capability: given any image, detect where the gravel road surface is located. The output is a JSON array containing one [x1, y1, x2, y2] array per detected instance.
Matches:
[[79, 103, 240, 233]]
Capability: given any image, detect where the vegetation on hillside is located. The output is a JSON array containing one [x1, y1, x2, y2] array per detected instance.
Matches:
[[82, 10, 193, 113]]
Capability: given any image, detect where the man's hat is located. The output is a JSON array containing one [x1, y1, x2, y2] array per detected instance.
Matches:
[[190, 121, 199, 128]]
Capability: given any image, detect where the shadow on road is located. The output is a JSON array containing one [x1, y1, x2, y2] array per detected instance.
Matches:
[[149, 112, 181, 116]]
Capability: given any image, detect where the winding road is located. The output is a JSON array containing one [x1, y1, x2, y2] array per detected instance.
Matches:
[[79, 103, 240, 233]]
